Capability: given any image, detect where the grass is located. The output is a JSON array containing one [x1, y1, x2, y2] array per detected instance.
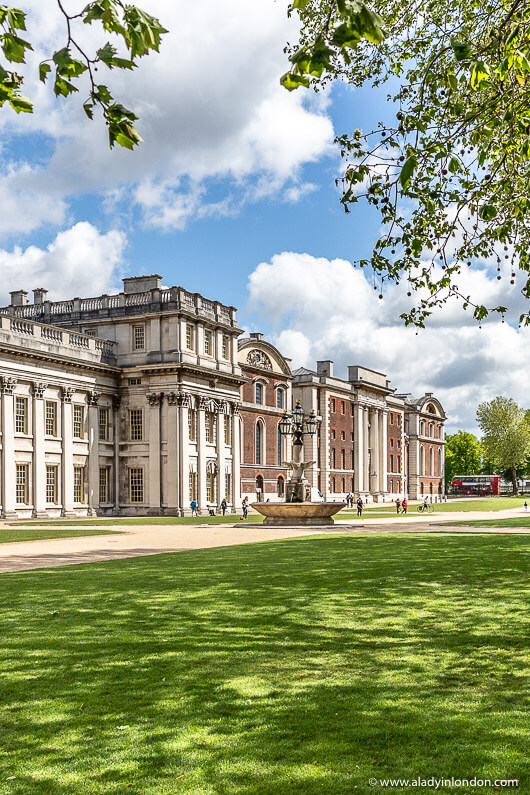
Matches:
[[341, 497, 529, 516], [441, 517, 530, 528], [9, 515, 265, 528], [0, 526, 121, 543], [0, 533, 528, 794]]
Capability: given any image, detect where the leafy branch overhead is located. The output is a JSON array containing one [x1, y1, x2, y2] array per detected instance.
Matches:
[[0, 1, 167, 150], [283, 0, 530, 326]]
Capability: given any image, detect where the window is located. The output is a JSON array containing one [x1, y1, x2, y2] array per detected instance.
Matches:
[[133, 325, 145, 351], [128, 377, 141, 386], [390, 413, 394, 424], [225, 473, 231, 499], [330, 399, 335, 413], [341, 450, 345, 469], [189, 471, 197, 501], [341, 478, 346, 492], [255, 421, 263, 464], [129, 408, 143, 441], [185, 324, 194, 350], [277, 424, 283, 465], [390, 454, 394, 472], [429, 447, 434, 475], [129, 468, 144, 503], [350, 451, 354, 469], [45, 401, 57, 436], [341, 401, 345, 414], [99, 467, 110, 503], [16, 464, 28, 504], [73, 405, 84, 439], [256, 475, 264, 496], [420, 420, 425, 436], [438, 449, 442, 476], [204, 330, 212, 355], [420, 446, 425, 476], [331, 448, 336, 468], [331, 429, 336, 440], [255, 383, 263, 404], [222, 335, 230, 360], [350, 432, 354, 441], [350, 404, 354, 415], [99, 407, 109, 441], [224, 415, 231, 445], [84, 329, 96, 337], [188, 409, 196, 442], [331, 477, 336, 493], [15, 397, 27, 434], [46, 465, 58, 504], [277, 476, 285, 497], [390, 438, 394, 448], [276, 388, 284, 409], [205, 412, 215, 443], [206, 472, 216, 502], [341, 430, 345, 440], [73, 466, 85, 503], [397, 455, 401, 472]]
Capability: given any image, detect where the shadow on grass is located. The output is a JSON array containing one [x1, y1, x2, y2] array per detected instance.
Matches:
[[0, 534, 528, 794]]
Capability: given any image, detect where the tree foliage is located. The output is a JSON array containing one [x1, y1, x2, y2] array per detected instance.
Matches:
[[0, 1, 167, 149], [476, 395, 530, 492], [444, 430, 482, 488], [283, 0, 530, 326]]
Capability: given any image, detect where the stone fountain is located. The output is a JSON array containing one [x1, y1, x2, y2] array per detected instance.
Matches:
[[252, 401, 345, 526]]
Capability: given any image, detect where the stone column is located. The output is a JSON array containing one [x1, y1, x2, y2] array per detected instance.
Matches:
[[32, 382, 47, 518], [147, 392, 163, 514], [371, 408, 380, 495], [87, 390, 100, 516], [363, 407, 370, 496], [231, 402, 241, 511], [354, 404, 364, 494], [379, 409, 388, 498], [113, 394, 121, 514], [1, 377, 17, 518], [177, 392, 192, 515], [166, 392, 179, 514], [61, 386, 76, 517], [197, 397, 208, 511], [216, 402, 227, 504]]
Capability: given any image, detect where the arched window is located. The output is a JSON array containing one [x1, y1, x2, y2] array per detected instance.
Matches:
[[429, 447, 434, 475], [341, 478, 346, 492], [420, 445, 425, 476], [255, 383, 263, 405], [255, 421, 263, 464], [429, 482, 433, 495], [420, 481, 424, 495], [276, 424, 283, 465], [420, 420, 425, 436], [256, 475, 264, 498], [331, 477, 335, 493], [341, 449, 345, 469], [275, 388, 284, 409], [277, 476, 284, 497]]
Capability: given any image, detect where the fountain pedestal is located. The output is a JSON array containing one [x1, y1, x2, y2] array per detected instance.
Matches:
[[251, 501, 345, 526]]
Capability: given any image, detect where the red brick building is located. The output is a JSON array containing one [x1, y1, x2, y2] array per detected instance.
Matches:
[[403, 394, 446, 499], [238, 334, 292, 502]]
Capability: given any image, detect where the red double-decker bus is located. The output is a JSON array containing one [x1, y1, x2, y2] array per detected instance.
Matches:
[[451, 475, 501, 496]]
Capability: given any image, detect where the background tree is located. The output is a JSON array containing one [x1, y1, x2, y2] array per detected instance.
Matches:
[[444, 430, 482, 490], [0, 2, 167, 149], [283, 0, 530, 326], [476, 396, 530, 493]]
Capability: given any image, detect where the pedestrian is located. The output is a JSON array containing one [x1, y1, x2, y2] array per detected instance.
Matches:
[[525, 501, 528, 512], [190, 499, 198, 517], [242, 496, 249, 520], [356, 497, 363, 517], [346, 492, 352, 508], [423, 495, 429, 512], [207, 502, 215, 516], [220, 497, 227, 516], [396, 497, 401, 514], [402, 498, 408, 514]]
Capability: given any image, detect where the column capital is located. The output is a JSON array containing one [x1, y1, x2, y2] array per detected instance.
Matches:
[[198, 396, 210, 411], [216, 400, 228, 415], [147, 392, 164, 406], [166, 391, 178, 406], [112, 393, 122, 411], [1, 376, 17, 395], [177, 391, 192, 408], [61, 386, 74, 403], [231, 401, 241, 416], [32, 382, 47, 399], [88, 390, 100, 406]]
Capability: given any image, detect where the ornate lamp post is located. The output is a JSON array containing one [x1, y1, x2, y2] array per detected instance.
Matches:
[[278, 400, 320, 502]]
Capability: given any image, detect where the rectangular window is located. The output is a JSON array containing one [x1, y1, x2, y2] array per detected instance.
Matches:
[[225, 473, 231, 499], [129, 408, 143, 441], [99, 407, 109, 441], [350, 432, 354, 441], [205, 412, 215, 443], [186, 324, 194, 350], [331, 448, 336, 468], [15, 397, 27, 434], [390, 413, 394, 424], [341, 449, 345, 469], [46, 465, 58, 504], [397, 456, 401, 472], [188, 409, 196, 442], [73, 466, 85, 503], [99, 467, 110, 503], [45, 401, 57, 436], [133, 325, 145, 351], [222, 335, 229, 360], [340, 430, 345, 440], [350, 450, 354, 469], [390, 438, 394, 448], [16, 464, 28, 504], [276, 388, 284, 409], [390, 454, 394, 472], [206, 472, 216, 502], [224, 415, 231, 445], [189, 471, 197, 501], [73, 405, 84, 439], [331, 429, 336, 440], [341, 401, 345, 414], [330, 399, 335, 413], [129, 468, 144, 503], [128, 377, 141, 386], [350, 404, 354, 415], [255, 383, 263, 404], [204, 330, 212, 355]]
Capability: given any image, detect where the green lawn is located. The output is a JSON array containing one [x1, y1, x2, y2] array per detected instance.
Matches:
[[1, 534, 528, 794], [341, 497, 528, 516], [442, 517, 530, 528], [10, 515, 265, 528], [0, 527, 121, 543]]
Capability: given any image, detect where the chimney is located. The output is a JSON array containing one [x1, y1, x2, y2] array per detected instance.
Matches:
[[33, 288, 48, 305], [122, 274, 162, 294], [10, 290, 28, 307], [317, 360, 333, 377], [249, 332, 264, 341]]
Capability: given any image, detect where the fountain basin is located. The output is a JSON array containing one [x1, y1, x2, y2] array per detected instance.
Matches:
[[252, 501, 346, 526]]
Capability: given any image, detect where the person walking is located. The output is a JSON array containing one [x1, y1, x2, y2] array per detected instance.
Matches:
[[242, 496, 249, 520], [524, 501, 528, 512], [190, 499, 198, 517], [220, 497, 227, 516], [401, 498, 408, 514], [396, 497, 401, 514], [356, 497, 363, 517]]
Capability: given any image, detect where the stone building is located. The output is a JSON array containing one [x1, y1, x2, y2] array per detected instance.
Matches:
[[238, 334, 292, 502]]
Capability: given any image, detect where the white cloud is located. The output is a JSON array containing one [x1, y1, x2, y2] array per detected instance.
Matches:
[[0, 222, 126, 304], [0, 0, 335, 238], [247, 252, 530, 433]]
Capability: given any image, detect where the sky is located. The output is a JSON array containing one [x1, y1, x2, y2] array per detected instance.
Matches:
[[0, 0, 527, 434]]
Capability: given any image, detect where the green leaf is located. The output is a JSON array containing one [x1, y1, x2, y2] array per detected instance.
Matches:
[[470, 60, 490, 89], [447, 72, 457, 91], [83, 100, 94, 119], [399, 154, 418, 189], [39, 62, 51, 83], [280, 71, 310, 90], [450, 37, 472, 62], [9, 92, 32, 113], [479, 204, 497, 221], [1, 32, 32, 63], [448, 156, 460, 173], [292, 0, 310, 7]]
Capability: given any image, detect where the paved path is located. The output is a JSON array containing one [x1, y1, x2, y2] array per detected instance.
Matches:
[[0, 507, 528, 574]]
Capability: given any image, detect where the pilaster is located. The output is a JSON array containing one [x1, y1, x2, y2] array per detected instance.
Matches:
[[147, 392, 163, 513], [32, 382, 47, 518], [166, 392, 179, 514], [1, 377, 17, 518], [61, 386, 76, 516], [197, 396, 208, 509], [231, 402, 241, 510], [178, 392, 192, 514], [88, 391, 100, 516]]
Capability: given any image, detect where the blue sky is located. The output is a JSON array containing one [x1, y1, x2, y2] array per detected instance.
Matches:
[[0, 0, 528, 433]]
